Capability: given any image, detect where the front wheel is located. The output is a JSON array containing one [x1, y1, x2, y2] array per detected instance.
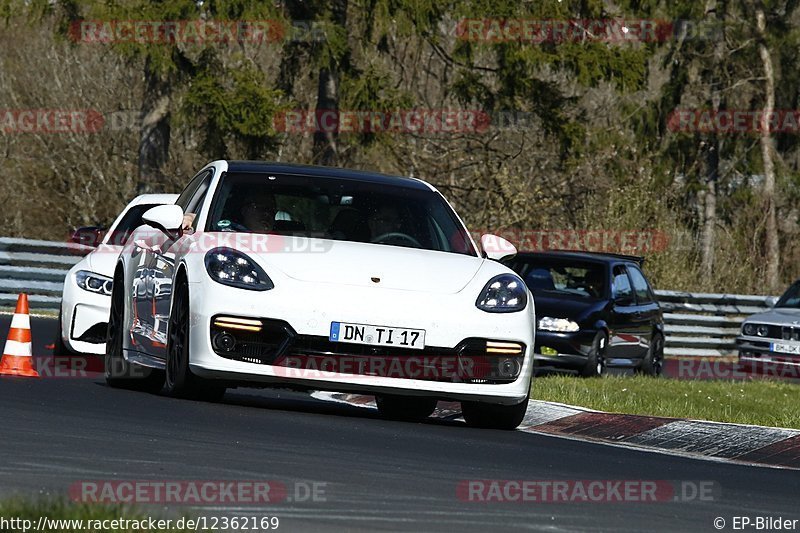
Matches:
[[462, 397, 529, 430], [165, 278, 226, 402], [637, 333, 664, 377], [580, 333, 606, 378]]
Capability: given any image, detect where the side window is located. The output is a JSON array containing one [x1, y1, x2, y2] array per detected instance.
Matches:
[[612, 266, 634, 305], [175, 170, 208, 211], [628, 266, 654, 304], [177, 169, 213, 230]]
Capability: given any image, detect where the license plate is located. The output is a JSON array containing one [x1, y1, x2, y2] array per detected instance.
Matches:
[[329, 322, 426, 350], [770, 342, 800, 355]]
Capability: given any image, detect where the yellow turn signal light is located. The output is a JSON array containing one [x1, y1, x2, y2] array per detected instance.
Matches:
[[486, 341, 524, 355], [213, 316, 263, 332]]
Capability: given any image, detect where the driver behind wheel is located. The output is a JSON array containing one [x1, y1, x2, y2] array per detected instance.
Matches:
[[216, 189, 291, 233], [369, 204, 404, 238]]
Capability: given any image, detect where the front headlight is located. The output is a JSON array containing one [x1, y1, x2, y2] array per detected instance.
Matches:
[[538, 316, 580, 332], [204, 247, 274, 291], [743, 323, 756, 336], [476, 274, 527, 313], [75, 270, 113, 296]]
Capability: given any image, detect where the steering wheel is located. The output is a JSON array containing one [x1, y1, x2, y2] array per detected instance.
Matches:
[[371, 232, 422, 248]]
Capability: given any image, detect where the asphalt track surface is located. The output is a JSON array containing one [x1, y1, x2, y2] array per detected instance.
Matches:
[[1, 315, 799, 532]]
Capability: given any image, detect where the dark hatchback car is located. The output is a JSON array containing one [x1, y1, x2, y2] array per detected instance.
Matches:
[[504, 251, 664, 377]]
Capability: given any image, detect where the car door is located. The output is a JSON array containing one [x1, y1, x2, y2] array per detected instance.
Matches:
[[147, 169, 215, 358], [607, 265, 640, 360], [130, 231, 168, 346], [627, 264, 660, 359]]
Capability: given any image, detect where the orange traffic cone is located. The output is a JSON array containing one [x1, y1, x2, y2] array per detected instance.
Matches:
[[0, 294, 38, 377]]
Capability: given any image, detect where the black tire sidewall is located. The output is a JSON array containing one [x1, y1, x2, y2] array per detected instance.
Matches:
[[580, 333, 606, 378], [165, 280, 192, 394], [105, 276, 130, 381]]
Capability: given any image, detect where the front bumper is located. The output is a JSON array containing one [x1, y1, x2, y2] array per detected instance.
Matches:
[[183, 279, 535, 405], [737, 335, 800, 367], [533, 329, 597, 370], [61, 273, 111, 355]]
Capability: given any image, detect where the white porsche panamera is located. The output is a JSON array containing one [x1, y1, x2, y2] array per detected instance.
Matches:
[[106, 161, 535, 429]]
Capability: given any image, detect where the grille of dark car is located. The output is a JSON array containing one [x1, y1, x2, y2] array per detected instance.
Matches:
[[781, 326, 800, 341]]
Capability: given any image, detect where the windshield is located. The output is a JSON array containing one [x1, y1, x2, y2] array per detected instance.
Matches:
[[104, 203, 162, 246], [206, 172, 477, 256], [775, 282, 800, 308], [507, 258, 607, 299]]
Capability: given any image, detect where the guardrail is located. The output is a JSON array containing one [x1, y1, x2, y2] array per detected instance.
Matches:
[[0, 236, 775, 356], [655, 290, 778, 357], [0, 237, 89, 312]]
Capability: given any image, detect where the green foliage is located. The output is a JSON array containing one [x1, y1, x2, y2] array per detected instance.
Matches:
[[182, 54, 284, 159]]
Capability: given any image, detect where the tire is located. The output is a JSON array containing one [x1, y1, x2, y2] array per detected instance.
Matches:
[[637, 333, 664, 377], [165, 277, 226, 402], [53, 310, 73, 357], [462, 396, 529, 430], [376, 395, 438, 421], [580, 333, 606, 378], [105, 270, 165, 393]]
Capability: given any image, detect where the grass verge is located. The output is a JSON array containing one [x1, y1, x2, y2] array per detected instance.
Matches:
[[531, 374, 800, 429], [0, 498, 196, 532]]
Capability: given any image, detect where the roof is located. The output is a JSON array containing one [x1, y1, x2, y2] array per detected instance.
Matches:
[[129, 193, 179, 206], [224, 161, 434, 191], [512, 250, 645, 265]]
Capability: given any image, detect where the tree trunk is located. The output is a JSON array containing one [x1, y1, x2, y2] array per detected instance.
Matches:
[[699, 0, 723, 281], [313, 67, 340, 166], [757, 9, 780, 291], [700, 138, 719, 280], [137, 57, 171, 193], [312, 0, 347, 166]]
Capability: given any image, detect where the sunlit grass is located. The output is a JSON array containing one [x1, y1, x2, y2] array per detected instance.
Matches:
[[531, 374, 800, 429]]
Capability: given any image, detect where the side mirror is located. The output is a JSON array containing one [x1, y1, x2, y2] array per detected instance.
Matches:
[[70, 226, 105, 248], [142, 205, 185, 240], [480, 234, 517, 261]]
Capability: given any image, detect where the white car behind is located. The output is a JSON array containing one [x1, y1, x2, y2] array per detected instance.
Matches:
[[57, 194, 178, 355]]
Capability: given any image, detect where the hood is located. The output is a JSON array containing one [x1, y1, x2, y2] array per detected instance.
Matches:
[[745, 306, 800, 325], [531, 292, 605, 322], [84, 244, 123, 278], [251, 238, 484, 294]]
